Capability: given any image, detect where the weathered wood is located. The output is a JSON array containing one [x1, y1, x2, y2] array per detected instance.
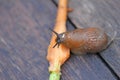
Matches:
[[54, 0, 120, 78], [0, 0, 56, 80], [0, 0, 118, 80]]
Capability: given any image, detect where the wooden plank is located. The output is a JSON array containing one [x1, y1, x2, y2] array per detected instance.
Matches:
[[54, 0, 120, 78], [0, 0, 117, 80], [0, 0, 56, 80]]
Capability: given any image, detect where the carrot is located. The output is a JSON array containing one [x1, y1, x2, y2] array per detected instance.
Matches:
[[47, 0, 70, 80]]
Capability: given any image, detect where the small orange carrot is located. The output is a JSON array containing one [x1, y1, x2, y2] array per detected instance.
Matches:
[[47, 0, 70, 80]]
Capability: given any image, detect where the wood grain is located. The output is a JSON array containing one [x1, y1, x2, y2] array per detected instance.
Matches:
[[0, 0, 118, 80], [0, 0, 56, 79]]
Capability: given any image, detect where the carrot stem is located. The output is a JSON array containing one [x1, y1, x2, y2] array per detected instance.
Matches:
[[49, 72, 60, 80]]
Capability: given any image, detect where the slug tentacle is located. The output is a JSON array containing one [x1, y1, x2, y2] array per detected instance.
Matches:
[[49, 28, 62, 48]]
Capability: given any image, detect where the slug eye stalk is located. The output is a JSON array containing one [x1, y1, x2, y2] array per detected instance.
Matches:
[[49, 28, 61, 48], [49, 28, 59, 37]]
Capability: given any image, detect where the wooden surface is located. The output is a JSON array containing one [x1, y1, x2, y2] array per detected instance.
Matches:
[[0, 0, 119, 80]]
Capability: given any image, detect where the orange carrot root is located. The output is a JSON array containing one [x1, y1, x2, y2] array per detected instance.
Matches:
[[47, 0, 70, 80]]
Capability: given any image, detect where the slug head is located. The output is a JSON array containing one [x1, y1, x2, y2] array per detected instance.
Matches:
[[49, 28, 63, 48]]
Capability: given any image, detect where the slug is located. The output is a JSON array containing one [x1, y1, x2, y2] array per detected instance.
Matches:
[[50, 27, 113, 55]]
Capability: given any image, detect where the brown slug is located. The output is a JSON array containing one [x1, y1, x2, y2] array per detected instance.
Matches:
[[50, 27, 111, 55]]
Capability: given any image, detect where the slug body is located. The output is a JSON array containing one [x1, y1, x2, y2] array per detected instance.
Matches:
[[52, 27, 108, 55]]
